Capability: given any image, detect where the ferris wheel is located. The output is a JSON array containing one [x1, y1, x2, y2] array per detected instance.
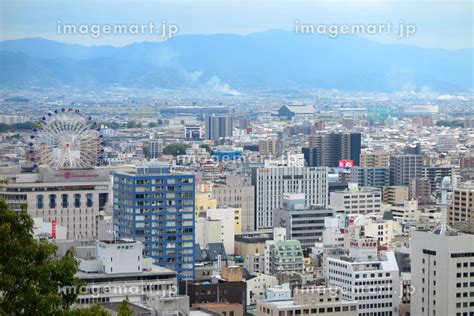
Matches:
[[28, 108, 104, 170]]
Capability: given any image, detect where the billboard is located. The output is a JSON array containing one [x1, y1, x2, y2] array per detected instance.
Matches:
[[338, 160, 354, 168]]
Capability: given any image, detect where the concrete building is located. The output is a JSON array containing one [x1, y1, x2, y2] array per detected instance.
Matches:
[[389, 200, 419, 223], [382, 186, 409, 205], [274, 193, 335, 250], [360, 151, 389, 168], [411, 229, 474, 316], [246, 273, 279, 306], [302, 147, 321, 167], [422, 166, 453, 192], [212, 183, 255, 232], [265, 228, 304, 275], [75, 239, 190, 315], [0, 165, 112, 239], [409, 178, 432, 205], [205, 115, 233, 141], [326, 236, 400, 316], [329, 184, 382, 215], [259, 138, 281, 158], [252, 166, 328, 229], [448, 184, 474, 230], [350, 167, 390, 189], [308, 132, 362, 167], [148, 138, 163, 159], [389, 155, 423, 186], [113, 165, 195, 280], [257, 286, 357, 316]]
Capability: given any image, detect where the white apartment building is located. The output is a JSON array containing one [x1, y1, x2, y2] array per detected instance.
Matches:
[[326, 236, 400, 316], [202, 208, 236, 255], [411, 229, 474, 316], [75, 239, 189, 315], [0, 165, 112, 239], [246, 273, 279, 306], [330, 184, 382, 215], [252, 166, 328, 229]]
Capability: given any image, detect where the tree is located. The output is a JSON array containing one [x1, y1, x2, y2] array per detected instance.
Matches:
[[69, 305, 110, 316], [147, 122, 157, 128], [199, 144, 213, 154], [117, 297, 134, 316], [163, 144, 189, 156], [0, 199, 97, 315]]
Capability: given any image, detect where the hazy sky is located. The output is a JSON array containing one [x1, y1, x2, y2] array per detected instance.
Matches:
[[1, 0, 472, 49]]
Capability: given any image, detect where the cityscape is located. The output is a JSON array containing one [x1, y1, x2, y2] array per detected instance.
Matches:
[[0, 1, 473, 316]]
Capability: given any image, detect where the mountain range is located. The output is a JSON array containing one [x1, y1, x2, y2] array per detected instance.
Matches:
[[0, 30, 472, 93]]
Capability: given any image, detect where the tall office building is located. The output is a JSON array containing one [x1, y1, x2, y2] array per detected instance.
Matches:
[[389, 155, 423, 186], [302, 147, 322, 167], [411, 229, 474, 316], [409, 178, 432, 205], [148, 138, 163, 159], [326, 235, 400, 316], [252, 166, 328, 229], [113, 165, 195, 280], [350, 167, 390, 189], [307, 132, 361, 167], [205, 115, 233, 141]]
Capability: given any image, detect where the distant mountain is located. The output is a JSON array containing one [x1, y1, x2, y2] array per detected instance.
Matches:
[[0, 31, 472, 92]]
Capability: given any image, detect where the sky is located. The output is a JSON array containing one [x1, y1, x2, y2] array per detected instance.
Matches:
[[0, 0, 472, 50]]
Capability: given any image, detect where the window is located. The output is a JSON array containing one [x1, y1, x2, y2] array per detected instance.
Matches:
[[74, 194, 81, 208], [86, 193, 93, 207], [49, 194, 56, 208], [37, 195, 44, 209], [61, 194, 68, 208]]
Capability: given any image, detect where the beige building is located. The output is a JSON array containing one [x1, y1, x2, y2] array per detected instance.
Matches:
[[0, 165, 112, 239], [213, 183, 255, 231], [382, 186, 409, 205], [448, 185, 474, 230], [360, 151, 389, 167], [259, 138, 280, 158], [257, 287, 357, 316]]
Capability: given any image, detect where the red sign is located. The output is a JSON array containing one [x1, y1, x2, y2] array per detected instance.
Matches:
[[52, 220, 57, 238], [55, 171, 99, 179], [338, 160, 354, 168]]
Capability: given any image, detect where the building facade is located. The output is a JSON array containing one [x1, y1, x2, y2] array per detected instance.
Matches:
[[252, 166, 328, 229], [113, 165, 195, 280]]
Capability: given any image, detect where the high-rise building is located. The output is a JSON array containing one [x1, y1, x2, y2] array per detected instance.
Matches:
[[252, 166, 328, 229], [350, 167, 390, 189], [259, 138, 281, 158], [302, 147, 322, 167], [422, 166, 453, 192], [389, 155, 423, 186], [148, 138, 163, 159], [113, 165, 195, 280], [307, 132, 361, 167], [360, 151, 389, 168], [403, 143, 422, 155], [410, 229, 474, 316], [326, 236, 400, 316], [205, 115, 233, 141], [212, 183, 255, 232]]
